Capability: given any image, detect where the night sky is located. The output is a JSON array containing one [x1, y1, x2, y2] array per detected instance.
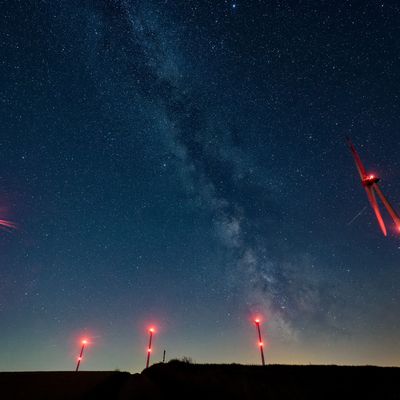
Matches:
[[1, 0, 400, 372]]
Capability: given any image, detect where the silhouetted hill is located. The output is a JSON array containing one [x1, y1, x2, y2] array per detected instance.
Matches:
[[1, 361, 399, 399], [144, 361, 400, 399]]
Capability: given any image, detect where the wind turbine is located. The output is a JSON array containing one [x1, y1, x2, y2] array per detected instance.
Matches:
[[346, 137, 400, 236]]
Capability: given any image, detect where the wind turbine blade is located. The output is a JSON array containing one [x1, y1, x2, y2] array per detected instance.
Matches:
[[346, 136, 367, 180], [0, 219, 17, 230], [373, 183, 400, 229], [365, 186, 387, 236]]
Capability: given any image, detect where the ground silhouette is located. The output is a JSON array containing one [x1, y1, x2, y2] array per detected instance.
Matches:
[[1, 361, 399, 399]]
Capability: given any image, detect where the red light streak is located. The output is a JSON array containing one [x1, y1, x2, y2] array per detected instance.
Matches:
[[0, 219, 17, 230]]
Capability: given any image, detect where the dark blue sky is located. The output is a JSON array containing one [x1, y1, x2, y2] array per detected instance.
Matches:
[[1, 0, 400, 371]]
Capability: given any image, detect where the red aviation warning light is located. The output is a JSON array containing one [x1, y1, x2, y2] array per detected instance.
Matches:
[[346, 137, 400, 236], [145, 327, 155, 369], [75, 338, 88, 372], [254, 318, 266, 366]]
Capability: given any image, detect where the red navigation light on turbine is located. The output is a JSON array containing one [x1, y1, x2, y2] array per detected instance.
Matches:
[[362, 173, 379, 187], [252, 317, 266, 366], [145, 325, 155, 369], [75, 337, 89, 372]]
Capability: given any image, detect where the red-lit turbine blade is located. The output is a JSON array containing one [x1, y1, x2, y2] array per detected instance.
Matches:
[[373, 183, 400, 230], [346, 137, 367, 180], [365, 186, 387, 236], [0, 219, 17, 230]]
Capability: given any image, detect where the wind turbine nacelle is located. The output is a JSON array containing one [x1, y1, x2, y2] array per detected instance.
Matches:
[[362, 174, 380, 187]]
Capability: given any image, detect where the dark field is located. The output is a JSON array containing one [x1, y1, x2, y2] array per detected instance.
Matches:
[[1, 361, 399, 399]]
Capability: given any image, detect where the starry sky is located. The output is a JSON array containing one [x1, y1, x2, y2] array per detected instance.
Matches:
[[1, 0, 400, 372]]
